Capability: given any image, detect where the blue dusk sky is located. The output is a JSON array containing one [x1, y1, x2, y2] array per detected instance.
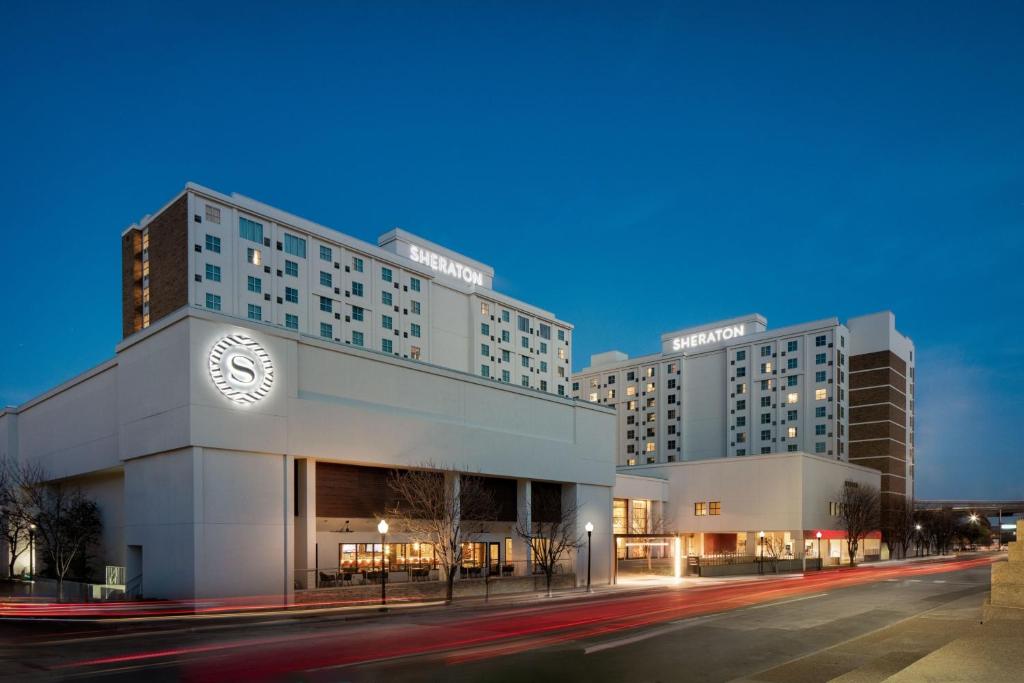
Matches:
[[1, 2, 1021, 499]]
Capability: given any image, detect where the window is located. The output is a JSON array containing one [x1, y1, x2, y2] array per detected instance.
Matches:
[[627, 371, 635, 381], [646, 382, 656, 392], [352, 331, 364, 346], [645, 442, 656, 452], [247, 247, 262, 265], [627, 400, 637, 410], [247, 303, 262, 321], [787, 392, 799, 404], [521, 376, 529, 387], [481, 365, 490, 378], [695, 502, 707, 516], [759, 413, 769, 424], [736, 350, 746, 361], [736, 416, 746, 427], [646, 367, 655, 378], [239, 217, 263, 243], [410, 277, 421, 292], [815, 424, 826, 435], [247, 276, 262, 293], [481, 323, 489, 336], [736, 399, 746, 410], [502, 349, 510, 362], [284, 233, 307, 258], [816, 353, 827, 365], [760, 396, 771, 407], [589, 392, 599, 402], [538, 323, 551, 339], [352, 282, 364, 297], [761, 447, 771, 454], [285, 260, 298, 277], [205, 205, 221, 223], [815, 406, 826, 418], [815, 389, 827, 400], [761, 429, 771, 440], [411, 300, 421, 315], [205, 264, 221, 282], [521, 336, 529, 349], [320, 323, 332, 339], [558, 329, 565, 341], [737, 367, 747, 377], [205, 293, 221, 311], [815, 335, 827, 347], [787, 444, 798, 452], [787, 375, 798, 387], [558, 348, 566, 360], [521, 356, 529, 368], [736, 432, 747, 443], [815, 442, 827, 453], [736, 383, 747, 394], [787, 340, 798, 352], [788, 426, 798, 438], [815, 371, 827, 382], [501, 330, 510, 343], [667, 379, 676, 389], [540, 380, 548, 392], [502, 370, 510, 382], [759, 363, 770, 374], [787, 409, 798, 421], [540, 361, 548, 372], [761, 379, 773, 390], [410, 323, 421, 337], [205, 234, 221, 253], [761, 345, 771, 357], [382, 291, 392, 306], [709, 501, 721, 515], [352, 256, 364, 272], [787, 358, 797, 369], [382, 315, 392, 330], [352, 306, 364, 321], [539, 342, 547, 354], [320, 271, 332, 288], [285, 313, 298, 330], [382, 339, 393, 354], [381, 267, 393, 283], [411, 346, 421, 360], [285, 287, 298, 303], [502, 310, 510, 323], [626, 386, 636, 396], [518, 315, 530, 332], [481, 344, 490, 357], [319, 296, 332, 313], [736, 449, 746, 456], [320, 245, 332, 261]]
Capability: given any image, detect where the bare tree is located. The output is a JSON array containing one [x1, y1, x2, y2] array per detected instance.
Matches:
[[386, 464, 494, 603], [19, 463, 102, 600], [836, 482, 880, 566], [0, 459, 36, 578], [918, 509, 958, 555], [515, 485, 581, 597], [758, 534, 788, 573], [885, 498, 916, 560]]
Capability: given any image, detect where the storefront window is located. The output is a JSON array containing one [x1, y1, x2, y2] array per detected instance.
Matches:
[[339, 542, 438, 571], [613, 499, 628, 534]]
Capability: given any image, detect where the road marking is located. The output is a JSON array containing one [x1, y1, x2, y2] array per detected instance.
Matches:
[[933, 580, 946, 584], [584, 618, 708, 655], [749, 593, 827, 609]]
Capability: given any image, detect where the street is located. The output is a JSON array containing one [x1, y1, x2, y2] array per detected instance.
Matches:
[[0, 556, 999, 682]]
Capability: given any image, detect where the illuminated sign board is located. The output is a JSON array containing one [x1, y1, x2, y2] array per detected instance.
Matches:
[[671, 324, 746, 351], [409, 244, 484, 286], [209, 334, 274, 405]]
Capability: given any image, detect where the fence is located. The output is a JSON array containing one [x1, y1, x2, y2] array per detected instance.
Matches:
[[296, 559, 572, 591], [688, 553, 823, 577]]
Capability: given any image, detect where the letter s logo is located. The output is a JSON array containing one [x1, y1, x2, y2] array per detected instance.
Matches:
[[229, 354, 257, 385]]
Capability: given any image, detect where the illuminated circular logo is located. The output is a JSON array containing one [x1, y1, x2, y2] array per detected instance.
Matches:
[[208, 334, 274, 405]]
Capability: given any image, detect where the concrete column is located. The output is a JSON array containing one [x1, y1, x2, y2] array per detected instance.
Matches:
[[516, 479, 532, 572], [565, 483, 613, 587], [294, 459, 317, 589]]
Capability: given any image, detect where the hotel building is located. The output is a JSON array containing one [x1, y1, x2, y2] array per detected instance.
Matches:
[[573, 311, 914, 540], [0, 184, 614, 600]]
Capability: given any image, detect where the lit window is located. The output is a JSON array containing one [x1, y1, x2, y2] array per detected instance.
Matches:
[[646, 382, 655, 392], [709, 501, 721, 515], [736, 383, 747, 394], [589, 392, 598, 402], [607, 389, 615, 400], [645, 442, 656, 452], [788, 426, 797, 438], [558, 348, 566, 360], [694, 502, 707, 516], [410, 346, 421, 360], [626, 386, 637, 396], [247, 248, 261, 265], [761, 362, 771, 373], [787, 393, 799, 404], [815, 389, 827, 400]]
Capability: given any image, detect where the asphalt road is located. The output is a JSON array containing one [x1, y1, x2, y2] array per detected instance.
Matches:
[[0, 555, 998, 682]]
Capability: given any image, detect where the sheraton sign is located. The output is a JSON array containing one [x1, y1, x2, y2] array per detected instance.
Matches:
[[409, 244, 484, 286], [671, 324, 746, 351]]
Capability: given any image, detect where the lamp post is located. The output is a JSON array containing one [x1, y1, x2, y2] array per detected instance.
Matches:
[[915, 523, 922, 556], [759, 531, 765, 575], [377, 519, 389, 607], [28, 524, 35, 578], [816, 531, 823, 570], [584, 521, 594, 593]]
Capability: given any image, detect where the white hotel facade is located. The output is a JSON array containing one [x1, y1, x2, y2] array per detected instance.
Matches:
[[0, 184, 613, 600]]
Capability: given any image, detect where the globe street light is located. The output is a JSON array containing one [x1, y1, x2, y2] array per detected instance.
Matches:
[[915, 523, 923, 556], [377, 519, 389, 607], [816, 531, 823, 570], [584, 521, 594, 593], [759, 531, 765, 574]]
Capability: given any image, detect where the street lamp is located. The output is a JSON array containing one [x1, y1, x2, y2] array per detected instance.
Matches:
[[377, 519, 389, 607], [816, 531, 823, 569], [584, 521, 594, 593], [28, 524, 35, 578], [915, 523, 923, 556], [969, 514, 979, 524], [759, 531, 765, 574]]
